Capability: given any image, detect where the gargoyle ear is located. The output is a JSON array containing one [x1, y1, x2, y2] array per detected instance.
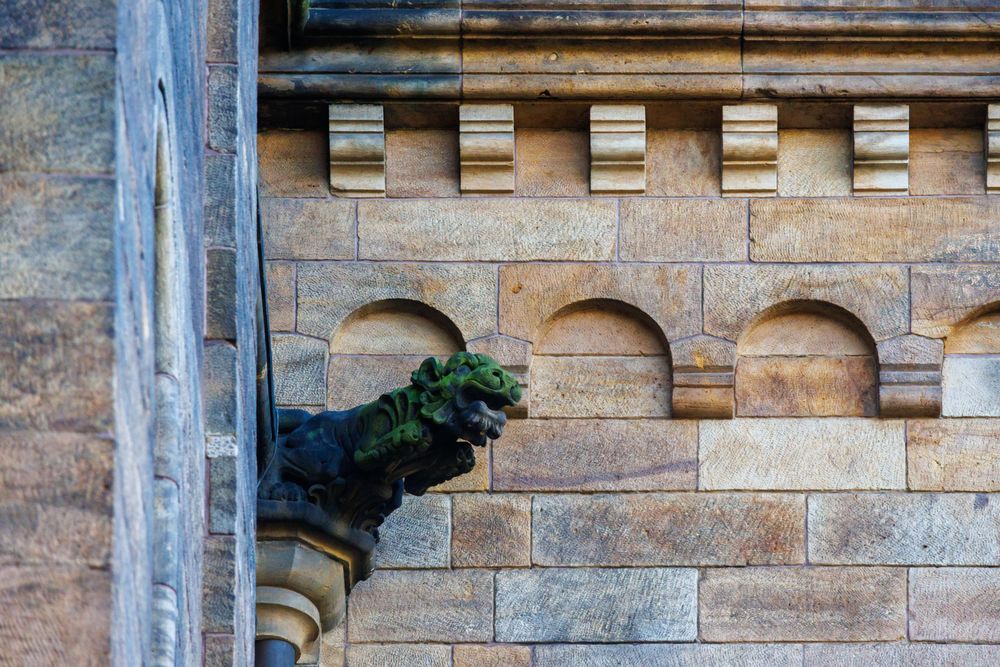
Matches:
[[412, 356, 444, 389]]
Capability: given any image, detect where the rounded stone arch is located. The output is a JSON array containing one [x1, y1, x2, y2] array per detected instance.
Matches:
[[530, 298, 672, 418], [327, 299, 466, 410], [943, 301, 1000, 416], [735, 299, 878, 417]]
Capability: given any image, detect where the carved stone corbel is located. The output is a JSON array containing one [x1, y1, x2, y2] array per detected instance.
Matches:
[[328, 104, 385, 198], [590, 105, 646, 195], [988, 104, 999, 194], [853, 104, 909, 196], [721, 104, 777, 197]]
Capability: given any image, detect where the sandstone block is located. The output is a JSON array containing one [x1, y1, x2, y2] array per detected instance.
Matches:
[[908, 419, 1000, 491], [808, 493, 1000, 565], [530, 355, 671, 418], [207, 0, 238, 62], [910, 128, 985, 195], [452, 494, 530, 568], [942, 356, 1000, 417], [620, 198, 746, 262], [466, 335, 532, 371], [700, 419, 905, 490], [429, 445, 489, 493], [590, 105, 646, 194], [460, 104, 514, 194], [515, 129, 589, 197], [777, 129, 851, 197], [532, 493, 804, 566], [207, 65, 237, 153], [736, 356, 877, 417], [750, 197, 1000, 263], [947, 311, 1000, 354], [804, 643, 1000, 667], [909, 567, 1000, 642], [333, 307, 463, 356], [0, 175, 113, 300], [671, 335, 736, 418], [877, 333, 944, 418], [375, 494, 450, 569], [347, 570, 493, 643], [204, 342, 238, 437], [535, 305, 667, 356], [722, 104, 777, 197], [0, 301, 113, 432], [495, 568, 697, 642], [202, 535, 237, 633], [989, 104, 1000, 194], [204, 634, 235, 667], [647, 130, 720, 197], [700, 566, 906, 642], [258, 130, 329, 197], [205, 154, 236, 247], [386, 129, 460, 198], [704, 264, 908, 342], [272, 334, 327, 406], [265, 262, 295, 332], [500, 263, 701, 343], [535, 644, 803, 667], [346, 644, 449, 667], [454, 645, 531, 667], [262, 198, 355, 260], [329, 104, 385, 197], [495, 420, 696, 491], [359, 199, 617, 261], [327, 355, 427, 410], [206, 248, 237, 340], [853, 104, 908, 195], [297, 262, 496, 341], [208, 457, 236, 535], [911, 265, 1000, 339]]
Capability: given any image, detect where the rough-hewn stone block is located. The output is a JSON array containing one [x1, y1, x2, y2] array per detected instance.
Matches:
[[989, 104, 1000, 194], [327, 355, 427, 410], [704, 264, 908, 342], [454, 644, 531, 667], [909, 567, 1000, 642], [298, 262, 496, 341], [910, 128, 985, 195], [911, 265, 1000, 339], [777, 129, 851, 197], [620, 199, 746, 262], [265, 262, 295, 332], [203, 634, 235, 667], [736, 356, 877, 417], [205, 154, 236, 248], [262, 198, 355, 260], [943, 356, 1000, 417], [495, 420, 696, 491], [348, 570, 493, 643], [533, 493, 804, 566], [515, 129, 588, 197], [208, 456, 236, 535], [495, 568, 697, 642], [0, 301, 113, 432], [359, 199, 617, 261], [530, 355, 671, 418], [535, 644, 803, 667], [206, 248, 237, 340], [700, 419, 905, 490], [346, 644, 449, 667], [0, 175, 113, 300], [804, 643, 1000, 667], [202, 535, 237, 633], [750, 198, 1000, 263], [908, 419, 1000, 491], [204, 342, 239, 437], [452, 494, 530, 568], [375, 494, 450, 569], [272, 334, 327, 406], [429, 445, 489, 493], [700, 566, 906, 642], [647, 130, 720, 197], [809, 493, 1000, 565], [386, 129, 460, 198], [500, 263, 701, 344], [258, 130, 329, 197], [208, 65, 238, 153]]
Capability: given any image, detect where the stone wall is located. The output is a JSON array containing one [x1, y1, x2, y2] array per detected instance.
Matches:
[[261, 99, 1000, 665]]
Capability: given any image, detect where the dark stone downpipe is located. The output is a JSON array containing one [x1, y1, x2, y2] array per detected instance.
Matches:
[[255, 639, 295, 667]]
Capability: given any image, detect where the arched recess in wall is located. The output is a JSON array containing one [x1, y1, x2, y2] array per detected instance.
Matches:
[[327, 299, 466, 410], [735, 301, 877, 417], [943, 305, 1000, 416], [529, 299, 671, 418]]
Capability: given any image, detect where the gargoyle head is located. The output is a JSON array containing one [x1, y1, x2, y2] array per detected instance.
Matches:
[[412, 352, 522, 447]]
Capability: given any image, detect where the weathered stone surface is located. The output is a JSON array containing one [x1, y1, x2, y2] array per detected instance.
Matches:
[[0, 432, 112, 566], [206, 248, 237, 340], [0, 0, 115, 49], [207, 0, 238, 62], [0, 565, 111, 665], [647, 130, 720, 197], [262, 198, 355, 260], [700, 567, 906, 642], [202, 535, 236, 633], [0, 175, 113, 300], [704, 264, 908, 342], [777, 129, 851, 197], [346, 644, 450, 667], [334, 307, 462, 355], [735, 356, 878, 417], [533, 493, 804, 566], [386, 129, 460, 198], [467, 335, 532, 370], [910, 128, 985, 196], [327, 355, 427, 410], [909, 567, 1000, 642], [452, 494, 531, 567], [809, 493, 1000, 565], [258, 130, 329, 197], [537, 307, 665, 356], [853, 104, 909, 196], [722, 104, 777, 197], [329, 104, 385, 197], [516, 129, 589, 197], [700, 419, 905, 490], [0, 301, 113, 432], [272, 334, 327, 406], [430, 445, 489, 493], [908, 419, 1000, 491], [359, 199, 617, 261], [205, 154, 236, 247], [804, 643, 1000, 667], [495, 420, 696, 491], [348, 570, 493, 643], [590, 104, 646, 194], [208, 456, 236, 534], [535, 644, 803, 667], [531, 355, 671, 418], [266, 261, 295, 331], [208, 65, 238, 153], [911, 265, 1000, 339], [750, 198, 1000, 263], [460, 104, 514, 194], [204, 342, 238, 437], [947, 311, 1000, 354], [743, 311, 874, 356], [495, 568, 697, 642], [501, 263, 701, 343], [297, 262, 496, 341], [454, 644, 532, 667], [0, 54, 114, 173], [203, 633, 235, 667], [620, 199, 746, 262], [375, 494, 450, 569], [943, 356, 1000, 417]]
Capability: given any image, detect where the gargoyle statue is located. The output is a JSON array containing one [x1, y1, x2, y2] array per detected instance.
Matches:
[[258, 352, 521, 543]]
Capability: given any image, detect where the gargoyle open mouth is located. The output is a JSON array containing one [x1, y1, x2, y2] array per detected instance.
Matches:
[[453, 399, 508, 447]]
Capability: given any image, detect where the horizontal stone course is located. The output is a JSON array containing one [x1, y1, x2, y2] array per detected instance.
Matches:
[[530, 355, 671, 418], [262, 198, 355, 260], [620, 198, 746, 262], [271, 334, 327, 406], [453, 644, 531, 667], [359, 199, 617, 261], [345, 644, 450, 667], [942, 356, 1000, 417], [735, 356, 877, 417], [495, 568, 697, 642], [534, 644, 803, 667], [452, 494, 530, 568], [908, 419, 1000, 491], [803, 643, 1000, 667], [700, 566, 906, 642], [909, 567, 1000, 642], [375, 494, 450, 569], [809, 493, 1000, 565], [532, 493, 805, 566]]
